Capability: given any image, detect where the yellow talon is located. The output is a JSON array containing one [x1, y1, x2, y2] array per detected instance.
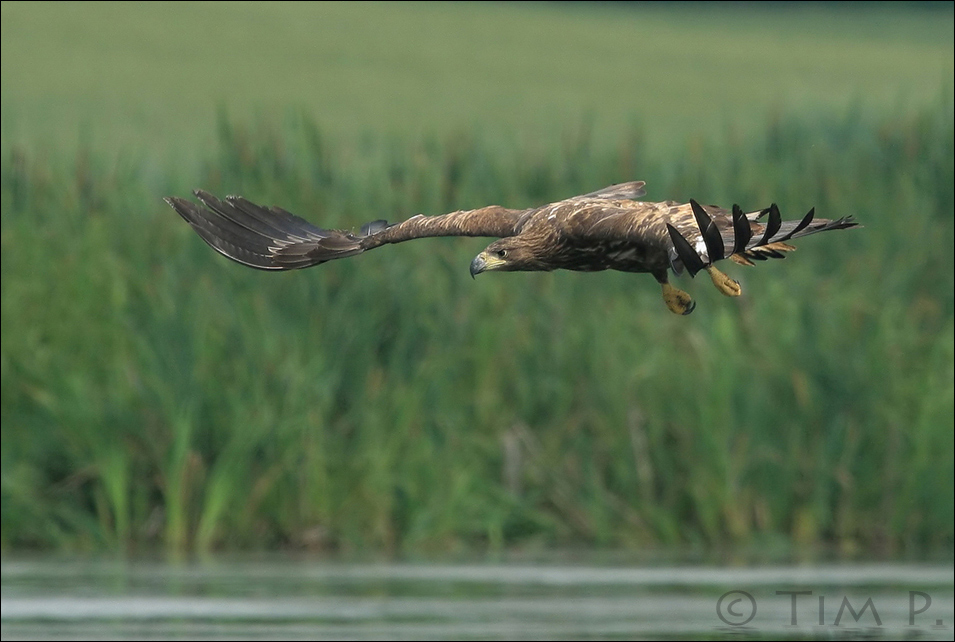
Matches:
[[706, 266, 742, 297], [662, 282, 696, 315]]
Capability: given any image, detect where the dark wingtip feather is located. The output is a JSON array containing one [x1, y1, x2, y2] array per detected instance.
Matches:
[[759, 203, 782, 244], [689, 198, 724, 261], [165, 195, 203, 225], [166, 190, 367, 271], [668, 223, 706, 277], [731, 204, 752, 254], [830, 215, 859, 230], [780, 207, 815, 241]]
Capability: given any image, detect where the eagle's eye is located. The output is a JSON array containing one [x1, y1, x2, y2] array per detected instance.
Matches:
[[496, 249, 508, 259]]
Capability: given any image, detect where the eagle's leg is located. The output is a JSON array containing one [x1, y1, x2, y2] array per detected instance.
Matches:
[[706, 265, 742, 297], [655, 273, 696, 315]]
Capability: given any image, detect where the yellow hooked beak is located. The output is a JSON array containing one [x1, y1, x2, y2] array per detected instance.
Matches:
[[469, 251, 506, 278]]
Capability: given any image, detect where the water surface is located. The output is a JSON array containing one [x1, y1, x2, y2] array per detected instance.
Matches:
[[2, 560, 952, 640]]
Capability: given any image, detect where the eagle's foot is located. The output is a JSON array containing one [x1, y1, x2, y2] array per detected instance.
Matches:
[[706, 266, 741, 297], [662, 282, 696, 315]]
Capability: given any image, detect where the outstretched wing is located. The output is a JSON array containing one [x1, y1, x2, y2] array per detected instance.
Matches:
[[666, 199, 857, 276], [165, 190, 528, 271]]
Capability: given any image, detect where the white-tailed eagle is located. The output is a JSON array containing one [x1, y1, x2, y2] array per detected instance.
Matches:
[[166, 182, 856, 314]]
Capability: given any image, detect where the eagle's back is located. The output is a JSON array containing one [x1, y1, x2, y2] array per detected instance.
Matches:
[[518, 197, 695, 274]]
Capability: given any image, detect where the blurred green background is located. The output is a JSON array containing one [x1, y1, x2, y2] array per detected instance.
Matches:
[[1, 1, 952, 558]]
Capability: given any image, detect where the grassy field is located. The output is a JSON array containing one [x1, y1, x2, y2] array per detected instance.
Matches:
[[2, 2, 952, 160], [1, 3, 953, 557]]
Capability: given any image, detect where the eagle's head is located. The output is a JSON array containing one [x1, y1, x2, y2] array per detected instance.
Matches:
[[470, 237, 546, 277]]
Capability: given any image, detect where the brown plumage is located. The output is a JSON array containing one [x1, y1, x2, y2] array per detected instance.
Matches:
[[165, 181, 857, 314]]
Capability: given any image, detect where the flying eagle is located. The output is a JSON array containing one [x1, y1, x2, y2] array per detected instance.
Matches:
[[165, 182, 856, 314]]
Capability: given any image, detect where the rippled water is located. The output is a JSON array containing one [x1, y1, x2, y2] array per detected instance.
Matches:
[[2, 560, 952, 640]]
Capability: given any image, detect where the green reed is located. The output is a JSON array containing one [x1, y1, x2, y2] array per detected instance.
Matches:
[[1, 103, 952, 557]]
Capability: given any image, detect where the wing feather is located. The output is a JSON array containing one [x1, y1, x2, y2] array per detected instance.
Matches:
[[360, 206, 528, 249], [689, 199, 725, 261], [664, 201, 857, 275], [166, 190, 528, 270], [731, 204, 752, 253], [578, 181, 647, 201]]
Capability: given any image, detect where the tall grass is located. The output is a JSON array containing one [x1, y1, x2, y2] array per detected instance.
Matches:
[[1, 102, 952, 557]]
